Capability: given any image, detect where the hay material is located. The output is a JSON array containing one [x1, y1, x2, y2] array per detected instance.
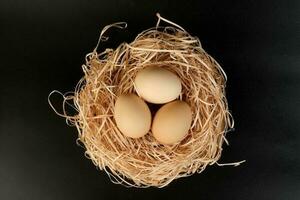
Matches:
[[49, 14, 243, 188]]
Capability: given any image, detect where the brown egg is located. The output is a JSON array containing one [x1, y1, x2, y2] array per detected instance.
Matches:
[[114, 94, 151, 138], [134, 66, 182, 104], [152, 100, 192, 145]]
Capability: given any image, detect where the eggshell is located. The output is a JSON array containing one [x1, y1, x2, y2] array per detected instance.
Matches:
[[114, 94, 151, 138], [134, 66, 182, 104], [152, 100, 192, 144]]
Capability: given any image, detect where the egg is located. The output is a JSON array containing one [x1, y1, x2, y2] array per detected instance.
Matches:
[[152, 100, 192, 145], [114, 94, 151, 138], [134, 66, 182, 104]]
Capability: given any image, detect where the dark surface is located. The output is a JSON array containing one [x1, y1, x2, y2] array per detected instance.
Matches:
[[1, 0, 299, 199]]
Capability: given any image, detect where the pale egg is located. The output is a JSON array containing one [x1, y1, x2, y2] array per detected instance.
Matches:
[[134, 66, 182, 104], [114, 94, 151, 138], [152, 100, 192, 145]]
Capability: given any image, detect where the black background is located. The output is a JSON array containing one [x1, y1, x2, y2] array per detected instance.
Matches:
[[1, 0, 299, 199]]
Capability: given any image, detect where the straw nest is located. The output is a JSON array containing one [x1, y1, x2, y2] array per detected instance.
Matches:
[[49, 14, 242, 188]]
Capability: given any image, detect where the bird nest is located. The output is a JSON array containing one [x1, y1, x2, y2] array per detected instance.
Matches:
[[49, 14, 242, 188]]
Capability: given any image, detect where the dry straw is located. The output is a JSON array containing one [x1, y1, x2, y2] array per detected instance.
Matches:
[[49, 14, 244, 188]]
